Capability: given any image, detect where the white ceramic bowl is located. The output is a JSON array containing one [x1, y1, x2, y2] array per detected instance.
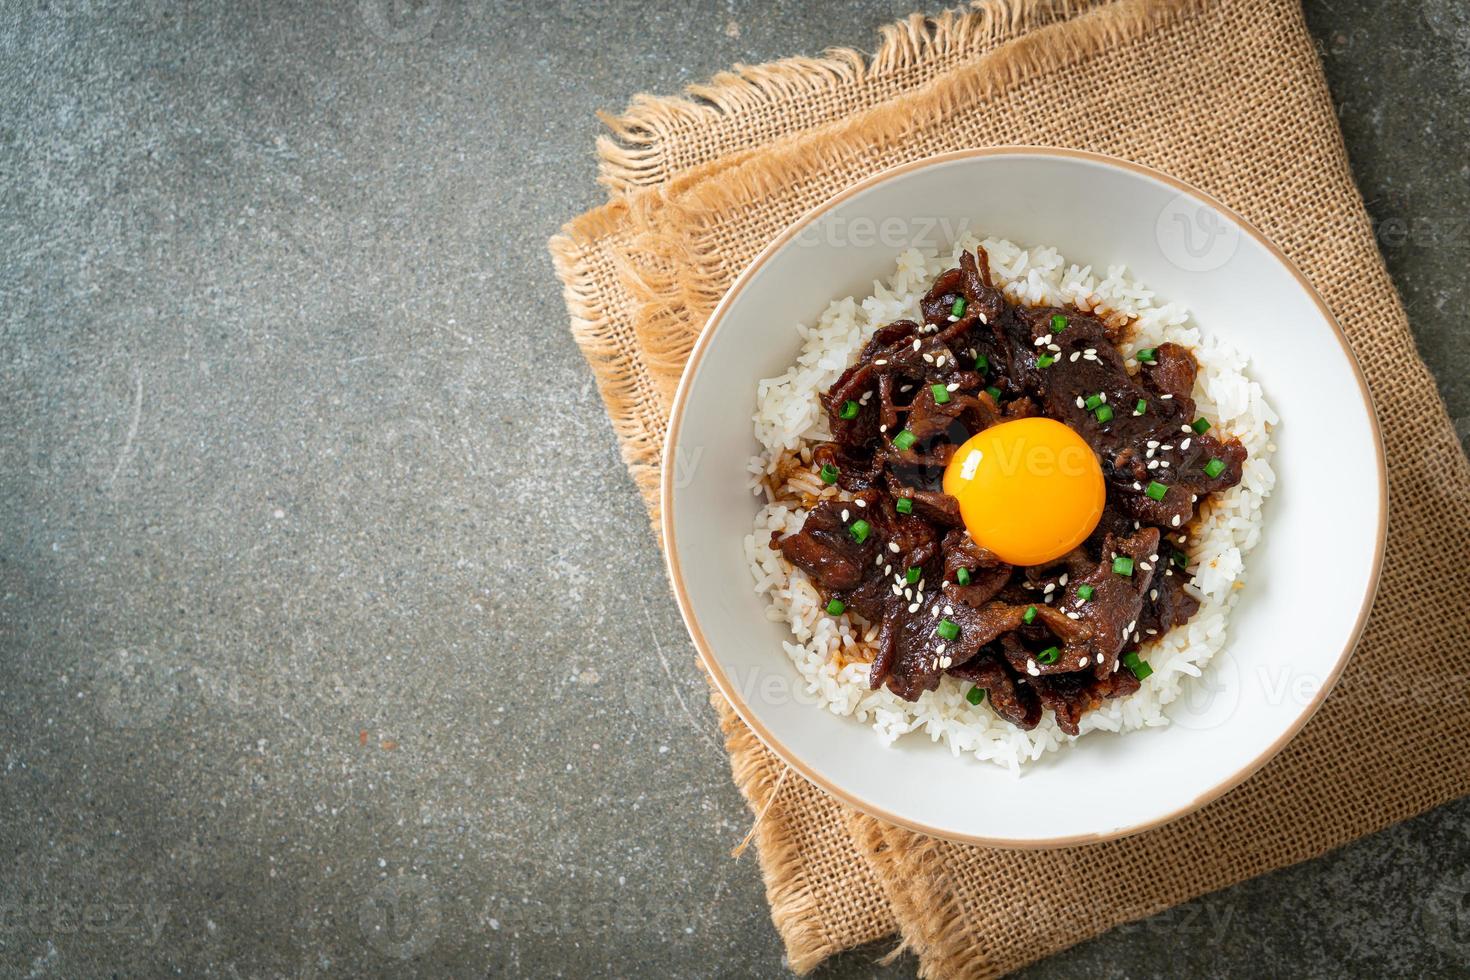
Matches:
[[662, 148, 1385, 847]]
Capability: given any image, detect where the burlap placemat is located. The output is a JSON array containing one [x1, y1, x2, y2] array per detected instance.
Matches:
[[551, 1, 1470, 975]]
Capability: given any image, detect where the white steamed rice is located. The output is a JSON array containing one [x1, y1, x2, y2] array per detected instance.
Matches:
[[743, 235, 1277, 773]]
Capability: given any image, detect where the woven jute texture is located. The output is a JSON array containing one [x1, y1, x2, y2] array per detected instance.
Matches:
[[550, 0, 1470, 976]]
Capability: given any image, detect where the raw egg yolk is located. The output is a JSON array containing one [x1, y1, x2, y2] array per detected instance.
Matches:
[[941, 417, 1105, 567]]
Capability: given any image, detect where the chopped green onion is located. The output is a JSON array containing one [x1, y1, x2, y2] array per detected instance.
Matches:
[[937, 619, 960, 641], [849, 519, 871, 544], [826, 598, 846, 616], [1037, 354, 1056, 368], [1204, 458, 1226, 478], [893, 429, 917, 451], [1084, 393, 1104, 411], [956, 567, 972, 586], [974, 353, 989, 373], [1192, 417, 1212, 435], [985, 385, 1002, 400], [895, 497, 913, 515], [839, 400, 861, 420], [1136, 347, 1158, 363], [931, 384, 951, 405], [819, 463, 839, 485], [951, 297, 967, 317], [966, 686, 985, 705], [1134, 398, 1148, 415], [1051, 313, 1068, 333], [1037, 646, 1060, 665], [1077, 584, 1095, 601], [1146, 481, 1169, 501], [905, 566, 921, 585], [1112, 556, 1134, 576], [1095, 405, 1115, 424], [1172, 549, 1189, 569], [1022, 605, 1037, 625], [1121, 650, 1153, 680]]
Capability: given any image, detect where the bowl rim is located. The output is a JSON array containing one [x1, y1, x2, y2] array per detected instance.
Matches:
[[659, 146, 1388, 848]]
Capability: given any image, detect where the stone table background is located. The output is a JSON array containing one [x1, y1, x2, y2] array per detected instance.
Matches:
[[1, 1, 1467, 976]]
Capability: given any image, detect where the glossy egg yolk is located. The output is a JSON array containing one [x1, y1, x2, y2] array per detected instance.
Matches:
[[941, 417, 1105, 567]]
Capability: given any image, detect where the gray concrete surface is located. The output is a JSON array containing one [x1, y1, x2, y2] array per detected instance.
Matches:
[[1, 1, 1467, 977]]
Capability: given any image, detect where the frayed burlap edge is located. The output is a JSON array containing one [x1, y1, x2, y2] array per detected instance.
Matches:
[[714, 693, 834, 972], [548, 202, 670, 514], [596, 0, 1115, 194]]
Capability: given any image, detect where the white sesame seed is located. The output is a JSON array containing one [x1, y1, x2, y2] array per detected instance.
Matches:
[[1070, 352, 1081, 363], [888, 542, 900, 553], [1047, 343, 1061, 353], [1147, 440, 1159, 449], [900, 384, 913, 393], [1182, 425, 1192, 433], [1113, 659, 1120, 673], [1043, 583, 1056, 595], [1148, 460, 1159, 470], [944, 605, 954, 616], [1181, 438, 1192, 450], [1079, 656, 1090, 667], [875, 554, 884, 566], [841, 509, 850, 522], [875, 359, 888, 365], [884, 563, 891, 574], [1160, 460, 1171, 468], [1149, 553, 1159, 562], [855, 499, 866, 508], [1150, 589, 1158, 600], [922, 353, 935, 364], [1059, 574, 1069, 586], [977, 313, 988, 324], [1139, 562, 1153, 571], [1132, 482, 1143, 491], [912, 339, 922, 351], [935, 356, 946, 367], [879, 424, 888, 433], [904, 588, 913, 600], [917, 579, 925, 592], [1084, 348, 1097, 356], [908, 602, 920, 613], [1170, 515, 1180, 526], [935, 642, 946, 655], [931, 604, 940, 617], [946, 315, 958, 323], [1067, 612, 1080, 620], [1099, 393, 1107, 403], [1076, 396, 1086, 408], [892, 584, 903, 595], [1027, 663, 1039, 677], [1161, 394, 1173, 400], [1146, 628, 1158, 636]]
